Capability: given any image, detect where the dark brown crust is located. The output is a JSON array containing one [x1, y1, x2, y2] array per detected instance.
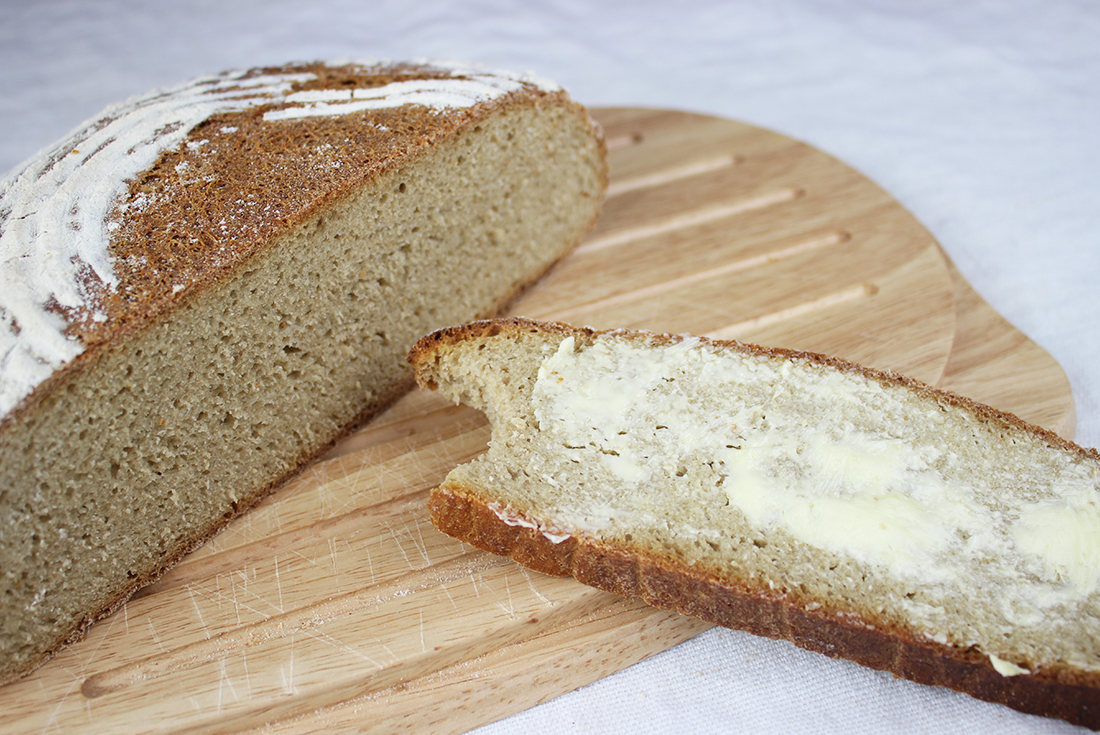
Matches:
[[412, 316, 1100, 728], [431, 483, 1100, 729], [2, 62, 594, 434]]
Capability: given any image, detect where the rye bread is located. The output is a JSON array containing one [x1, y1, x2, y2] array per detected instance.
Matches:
[[0, 62, 607, 685]]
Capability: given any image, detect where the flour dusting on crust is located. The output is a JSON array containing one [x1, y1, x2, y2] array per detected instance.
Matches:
[[0, 60, 554, 417]]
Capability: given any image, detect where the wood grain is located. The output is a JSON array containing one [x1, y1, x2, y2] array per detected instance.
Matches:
[[0, 108, 1074, 734]]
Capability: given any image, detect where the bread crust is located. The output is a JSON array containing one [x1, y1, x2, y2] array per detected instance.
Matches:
[[2, 64, 597, 433], [411, 317, 1100, 728], [430, 482, 1100, 728]]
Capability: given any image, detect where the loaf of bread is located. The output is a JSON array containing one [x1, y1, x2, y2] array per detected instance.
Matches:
[[410, 317, 1100, 728], [0, 62, 606, 685]]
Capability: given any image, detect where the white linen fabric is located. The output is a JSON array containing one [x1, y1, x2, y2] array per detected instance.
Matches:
[[1, 1, 1097, 732]]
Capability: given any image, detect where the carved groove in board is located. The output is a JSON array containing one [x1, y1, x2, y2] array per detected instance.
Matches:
[[81, 551, 505, 698], [706, 282, 881, 340], [606, 154, 739, 196], [575, 187, 803, 254], [546, 231, 850, 321], [603, 131, 643, 150]]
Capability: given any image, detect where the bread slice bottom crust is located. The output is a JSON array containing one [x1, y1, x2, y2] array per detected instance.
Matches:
[[430, 483, 1100, 728]]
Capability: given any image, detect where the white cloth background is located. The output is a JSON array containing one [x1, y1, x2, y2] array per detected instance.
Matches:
[[2, 1, 1098, 732]]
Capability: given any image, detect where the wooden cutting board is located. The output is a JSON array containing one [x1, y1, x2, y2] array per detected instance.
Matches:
[[2, 108, 1075, 734]]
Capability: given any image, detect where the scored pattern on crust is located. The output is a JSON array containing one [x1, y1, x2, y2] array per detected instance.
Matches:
[[0, 60, 561, 418]]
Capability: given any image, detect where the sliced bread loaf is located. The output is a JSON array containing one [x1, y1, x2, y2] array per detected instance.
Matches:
[[0, 62, 606, 685], [409, 317, 1100, 728]]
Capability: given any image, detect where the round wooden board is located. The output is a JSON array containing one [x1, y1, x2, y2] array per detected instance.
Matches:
[[0, 109, 1074, 734]]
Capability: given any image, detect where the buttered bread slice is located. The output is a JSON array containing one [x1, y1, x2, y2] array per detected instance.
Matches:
[[0, 62, 606, 685], [410, 317, 1100, 728]]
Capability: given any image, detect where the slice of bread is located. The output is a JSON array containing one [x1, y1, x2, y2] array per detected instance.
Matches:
[[0, 62, 606, 685], [409, 316, 1100, 728]]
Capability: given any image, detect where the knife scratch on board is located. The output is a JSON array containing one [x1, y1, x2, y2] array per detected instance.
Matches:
[[437, 577, 462, 611], [516, 565, 556, 607], [327, 536, 339, 577], [121, 597, 132, 636], [273, 555, 285, 613], [390, 518, 435, 568], [280, 650, 298, 696], [493, 573, 518, 621], [147, 616, 166, 653], [306, 627, 385, 668], [187, 586, 212, 640], [419, 609, 427, 654], [189, 570, 271, 625], [362, 534, 377, 580], [410, 518, 433, 566], [216, 658, 239, 712]]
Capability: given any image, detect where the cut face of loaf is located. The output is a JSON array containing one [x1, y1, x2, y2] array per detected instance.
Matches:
[[0, 62, 606, 685], [409, 317, 1100, 728]]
